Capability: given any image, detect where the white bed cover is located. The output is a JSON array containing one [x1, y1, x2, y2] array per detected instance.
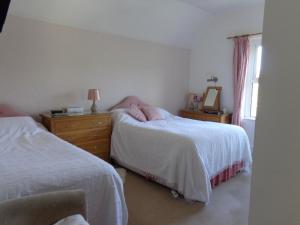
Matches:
[[0, 117, 128, 225], [111, 109, 252, 203]]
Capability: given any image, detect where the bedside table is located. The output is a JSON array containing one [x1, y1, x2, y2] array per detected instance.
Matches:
[[179, 110, 232, 124], [40, 112, 112, 162]]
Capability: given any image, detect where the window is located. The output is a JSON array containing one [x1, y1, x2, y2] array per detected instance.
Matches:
[[243, 37, 262, 118]]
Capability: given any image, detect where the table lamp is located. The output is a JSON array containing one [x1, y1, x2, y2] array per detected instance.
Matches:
[[88, 89, 100, 113]]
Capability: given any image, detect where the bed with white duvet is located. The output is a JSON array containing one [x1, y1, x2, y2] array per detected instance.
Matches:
[[111, 108, 252, 203], [0, 116, 128, 225]]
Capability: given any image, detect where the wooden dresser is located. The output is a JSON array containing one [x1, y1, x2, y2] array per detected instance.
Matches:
[[40, 112, 112, 162], [179, 110, 232, 124]]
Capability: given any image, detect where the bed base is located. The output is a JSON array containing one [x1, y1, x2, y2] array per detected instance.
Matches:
[[112, 158, 245, 199]]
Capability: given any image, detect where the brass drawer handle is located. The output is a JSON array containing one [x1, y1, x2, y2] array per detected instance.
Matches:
[[97, 122, 103, 125]]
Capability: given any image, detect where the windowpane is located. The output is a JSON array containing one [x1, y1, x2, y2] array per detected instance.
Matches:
[[251, 82, 259, 117], [244, 38, 262, 119], [255, 46, 262, 78]]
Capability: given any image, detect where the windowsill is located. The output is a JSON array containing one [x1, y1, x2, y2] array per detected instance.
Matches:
[[243, 117, 256, 121]]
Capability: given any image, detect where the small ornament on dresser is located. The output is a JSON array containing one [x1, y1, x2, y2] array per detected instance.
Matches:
[[66, 107, 84, 114], [186, 93, 203, 112]]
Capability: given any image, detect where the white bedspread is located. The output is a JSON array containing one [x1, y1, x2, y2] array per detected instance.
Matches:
[[111, 109, 252, 203], [0, 117, 128, 225]]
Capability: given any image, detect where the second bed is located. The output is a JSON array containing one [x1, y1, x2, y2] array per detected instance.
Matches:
[[111, 108, 252, 203]]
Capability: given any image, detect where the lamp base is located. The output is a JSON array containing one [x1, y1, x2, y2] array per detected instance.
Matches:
[[90, 101, 97, 113]]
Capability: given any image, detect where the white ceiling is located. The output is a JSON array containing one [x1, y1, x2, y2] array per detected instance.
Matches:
[[8, 0, 264, 49]]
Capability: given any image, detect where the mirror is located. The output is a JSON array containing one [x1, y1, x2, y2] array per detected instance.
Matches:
[[202, 86, 222, 112]]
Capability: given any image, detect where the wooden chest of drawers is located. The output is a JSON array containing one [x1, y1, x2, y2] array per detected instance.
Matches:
[[40, 113, 112, 162], [179, 110, 232, 124]]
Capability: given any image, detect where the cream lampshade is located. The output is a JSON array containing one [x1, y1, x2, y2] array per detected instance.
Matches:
[[88, 89, 100, 113]]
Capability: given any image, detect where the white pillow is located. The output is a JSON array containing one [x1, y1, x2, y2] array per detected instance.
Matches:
[[54, 214, 89, 225]]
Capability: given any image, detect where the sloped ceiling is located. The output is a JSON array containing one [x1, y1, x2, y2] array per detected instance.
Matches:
[[178, 0, 264, 13], [8, 0, 264, 49]]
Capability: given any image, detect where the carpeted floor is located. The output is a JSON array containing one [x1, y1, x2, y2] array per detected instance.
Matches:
[[124, 171, 251, 225]]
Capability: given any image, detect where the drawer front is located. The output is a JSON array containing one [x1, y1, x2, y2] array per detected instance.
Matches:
[[95, 152, 110, 162], [53, 117, 111, 133], [202, 115, 221, 122], [77, 140, 110, 156], [181, 111, 205, 120], [182, 112, 207, 121], [56, 128, 111, 144], [191, 114, 206, 120], [181, 111, 221, 122], [220, 115, 231, 124], [180, 111, 193, 118]]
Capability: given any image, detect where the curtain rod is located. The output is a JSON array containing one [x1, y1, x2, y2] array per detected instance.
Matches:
[[227, 32, 262, 39]]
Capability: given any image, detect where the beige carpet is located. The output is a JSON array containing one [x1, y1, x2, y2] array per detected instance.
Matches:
[[124, 171, 251, 225]]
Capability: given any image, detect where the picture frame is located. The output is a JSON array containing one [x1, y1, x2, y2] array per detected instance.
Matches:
[[186, 93, 203, 111]]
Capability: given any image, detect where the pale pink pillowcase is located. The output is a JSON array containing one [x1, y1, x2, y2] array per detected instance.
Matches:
[[110, 96, 149, 110], [0, 104, 27, 117], [141, 106, 163, 121], [127, 105, 147, 122]]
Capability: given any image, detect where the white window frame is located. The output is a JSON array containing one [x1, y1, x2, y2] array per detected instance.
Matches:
[[243, 36, 262, 119]]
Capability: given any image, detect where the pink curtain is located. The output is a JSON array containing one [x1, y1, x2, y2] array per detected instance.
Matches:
[[232, 37, 250, 126]]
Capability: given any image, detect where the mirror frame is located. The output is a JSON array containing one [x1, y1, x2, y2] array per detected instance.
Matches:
[[202, 86, 222, 112]]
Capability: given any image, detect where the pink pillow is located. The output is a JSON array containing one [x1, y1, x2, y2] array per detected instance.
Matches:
[[127, 105, 147, 122], [110, 96, 149, 110], [0, 104, 27, 117], [141, 106, 163, 121]]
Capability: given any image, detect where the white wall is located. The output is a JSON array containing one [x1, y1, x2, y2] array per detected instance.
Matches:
[[189, 6, 264, 148], [249, 1, 300, 224], [0, 16, 190, 115], [190, 6, 264, 111]]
